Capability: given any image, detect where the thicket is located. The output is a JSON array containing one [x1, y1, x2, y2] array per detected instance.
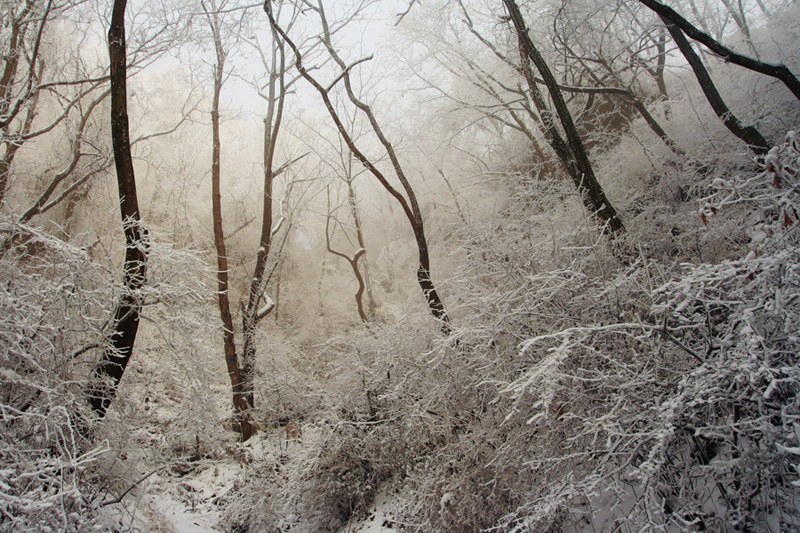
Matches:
[[3, 1, 800, 532], [221, 101, 800, 533]]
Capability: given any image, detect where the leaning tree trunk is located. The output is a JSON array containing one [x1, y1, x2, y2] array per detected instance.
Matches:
[[265, 1, 452, 335], [504, 0, 624, 235], [87, 0, 147, 418], [661, 15, 770, 155], [638, 0, 800, 102]]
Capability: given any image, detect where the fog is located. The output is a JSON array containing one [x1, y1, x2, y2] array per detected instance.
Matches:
[[2, 0, 800, 530]]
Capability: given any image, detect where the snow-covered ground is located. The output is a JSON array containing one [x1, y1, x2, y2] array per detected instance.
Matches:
[[121, 461, 241, 532], [341, 488, 398, 533]]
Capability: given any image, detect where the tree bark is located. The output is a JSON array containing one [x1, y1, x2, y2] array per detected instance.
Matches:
[[661, 15, 770, 155], [345, 160, 376, 317], [504, 0, 624, 235], [87, 0, 147, 418]]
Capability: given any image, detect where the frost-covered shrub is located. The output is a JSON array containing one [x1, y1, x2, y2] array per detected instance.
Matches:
[[376, 132, 800, 531], [222, 319, 441, 532], [221, 418, 410, 532], [638, 132, 800, 530], [487, 131, 800, 531], [97, 236, 223, 466], [0, 218, 218, 531], [0, 218, 107, 530]]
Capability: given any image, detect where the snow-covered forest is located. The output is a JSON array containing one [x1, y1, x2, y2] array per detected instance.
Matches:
[[2, 0, 800, 530]]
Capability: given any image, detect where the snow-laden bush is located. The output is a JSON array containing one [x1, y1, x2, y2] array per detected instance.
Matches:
[[221, 318, 440, 532], [489, 131, 800, 531], [0, 218, 107, 531], [365, 132, 800, 532], [0, 217, 217, 531]]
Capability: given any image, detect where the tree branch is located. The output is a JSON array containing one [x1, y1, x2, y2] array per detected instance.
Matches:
[[639, 0, 800, 101]]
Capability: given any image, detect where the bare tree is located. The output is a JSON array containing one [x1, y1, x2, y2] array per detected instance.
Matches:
[[300, 106, 377, 322], [202, 0, 304, 441], [0, 0, 53, 204], [201, 0, 256, 441], [240, 3, 302, 435], [502, 0, 625, 235], [266, 0, 452, 334], [341, 150, 376, 317], [325, 184, 369, 322], [1, 0, 191, 254], [87, 0, 147, 418], [548, 1, 680, 152]]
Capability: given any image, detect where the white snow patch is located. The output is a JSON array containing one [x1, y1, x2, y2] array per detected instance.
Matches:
[[146, 491, 220, 532], [341, 487, 398, 532], [135, 462, 242, 533]]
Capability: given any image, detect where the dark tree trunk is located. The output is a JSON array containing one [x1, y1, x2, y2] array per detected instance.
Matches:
[[661, 15, 770, 155], [87, 0, 147, 417], [504, 0, 624, 235]]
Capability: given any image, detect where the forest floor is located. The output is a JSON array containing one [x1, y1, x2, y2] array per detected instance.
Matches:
[[127, 428, 398, 532]]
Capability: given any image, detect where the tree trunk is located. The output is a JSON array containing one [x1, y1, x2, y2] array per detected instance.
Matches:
[[661, 15, 770, 155], [87, 0, 147, 418], [504, 0, 624, 235], [345, 162, 376, 317], [206, 5, 254, 441], [326, 186, 369, 323]]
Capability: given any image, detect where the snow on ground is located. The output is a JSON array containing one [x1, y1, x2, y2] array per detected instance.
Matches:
[[146, 491, 221, 533], [122, 429, 400, 533], [131, 461, 242, 532], [341, 487, 398, 533]]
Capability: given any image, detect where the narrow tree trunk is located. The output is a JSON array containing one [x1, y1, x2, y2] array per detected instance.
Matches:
[[351, 249, 368, 323], [646, 26, 670, 118], [504, 0, 624, 235], [87, 0, 147, 417], [662, 15, 770, 155], [654, 27, 669, 103], [719, 0, 757, 55], [345, 162, 376, 317], [239, 26, 289, 431], [206, 6, 254, 441]]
